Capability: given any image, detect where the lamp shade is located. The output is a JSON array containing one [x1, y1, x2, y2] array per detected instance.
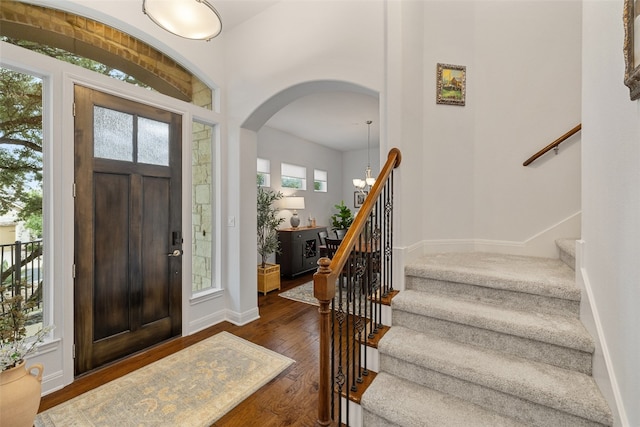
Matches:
[[143, 0, 222, 40], [282, 196, 305, 210]]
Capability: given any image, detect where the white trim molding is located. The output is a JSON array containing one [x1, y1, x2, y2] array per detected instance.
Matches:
[[576, 241, 626, 427], [225, 307, 260, 326], [409, 212, 582, 259]]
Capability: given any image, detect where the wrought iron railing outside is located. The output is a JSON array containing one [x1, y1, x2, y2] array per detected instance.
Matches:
[[0, 240, 44, 324], [314, 148, 401, 426]]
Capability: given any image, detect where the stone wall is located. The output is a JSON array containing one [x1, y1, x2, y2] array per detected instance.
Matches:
[[191, 122, 214, 291]]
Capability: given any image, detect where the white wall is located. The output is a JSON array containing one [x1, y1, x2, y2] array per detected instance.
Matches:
[[257, 126, 344, 230], [223, 1, 385, 320], [581, 1, 640, 425], [342, 147, 381, 213], [383, 0, 427, 261], [396, 0, 582, 257], [472, 1, 582, 243], [224, 0, 384, 123], [422, 1, 475, 243]]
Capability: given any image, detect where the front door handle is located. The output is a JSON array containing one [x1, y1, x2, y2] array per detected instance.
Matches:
[[167, 249, 183, 257]]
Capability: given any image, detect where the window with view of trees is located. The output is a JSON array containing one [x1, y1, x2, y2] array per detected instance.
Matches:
[[0, 66, 45, 336], [257, 158, 270, 187], [314, 169, 327, 192], [281, 162, 306, 190], [1, 37, 151, 91]]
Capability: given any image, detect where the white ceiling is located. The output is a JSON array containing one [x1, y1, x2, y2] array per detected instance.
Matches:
[[214, 1, 380, 152], [213, 1, 279, 31], [265, 92, 380, 152]]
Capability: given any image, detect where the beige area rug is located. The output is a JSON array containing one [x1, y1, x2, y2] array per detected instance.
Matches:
[[279, 281, 318, 306], [35, 332, 294, 427]]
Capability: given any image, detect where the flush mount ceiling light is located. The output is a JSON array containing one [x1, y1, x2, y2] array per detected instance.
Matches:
[[143, 0, 222, 41]]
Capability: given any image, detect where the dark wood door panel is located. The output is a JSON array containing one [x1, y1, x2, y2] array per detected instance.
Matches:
[[141, 176, 171, 325], [93, 172, 131, 341], [74, 85, 182, 375], [91, 318, 173, 368]]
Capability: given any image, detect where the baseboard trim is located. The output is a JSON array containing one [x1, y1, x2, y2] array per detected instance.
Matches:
[[40, 369, 65, 397], [186, 288, 226, 335], [187, 309, 227, 335], [411, 212, 581, 259], [577, 241, 627, 427], [226, 307, 260, 326]]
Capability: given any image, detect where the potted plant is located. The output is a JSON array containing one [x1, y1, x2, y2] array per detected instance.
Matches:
[[330, 201, 354, 234], [257, 185, 284, 295], [1, 282, 53, 427]]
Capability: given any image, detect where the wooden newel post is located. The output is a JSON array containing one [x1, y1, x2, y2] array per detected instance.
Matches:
[[313, 257, 335, 426]]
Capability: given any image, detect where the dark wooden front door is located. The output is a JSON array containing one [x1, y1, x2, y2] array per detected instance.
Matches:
[[74, 86, 182, 374]]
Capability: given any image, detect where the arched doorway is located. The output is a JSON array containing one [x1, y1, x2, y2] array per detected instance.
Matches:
[[243, 79, 381, 283]]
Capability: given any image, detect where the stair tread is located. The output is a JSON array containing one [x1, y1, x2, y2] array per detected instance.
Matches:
[[393, 290, 594, 352], [406, 252, 580, 301], [379, 326, 612, 425], [362, 372, 528, 427]]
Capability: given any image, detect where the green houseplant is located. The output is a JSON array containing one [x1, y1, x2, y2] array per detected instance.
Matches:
[[330, 201, 354, 231], [257, 185, 284, 294], [257, 186, 284, 268]]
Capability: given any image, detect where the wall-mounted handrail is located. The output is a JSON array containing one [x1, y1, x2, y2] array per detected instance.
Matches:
[[523, 124, 581, 166]]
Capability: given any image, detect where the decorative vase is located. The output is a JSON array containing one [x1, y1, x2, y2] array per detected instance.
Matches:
[[0, 361, 44, 427], [290, 212, 300, 228]]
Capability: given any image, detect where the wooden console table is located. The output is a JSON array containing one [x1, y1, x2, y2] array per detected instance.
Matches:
[[277, 226, 327, 278]]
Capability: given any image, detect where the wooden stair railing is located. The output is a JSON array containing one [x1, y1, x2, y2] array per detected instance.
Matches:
[[523, 124, 581, 166], [313, 148, 401, 426]]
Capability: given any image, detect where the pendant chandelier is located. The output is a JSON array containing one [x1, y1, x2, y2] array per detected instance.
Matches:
[[143, 0, 222, 41], [353, 120, 376, 192]]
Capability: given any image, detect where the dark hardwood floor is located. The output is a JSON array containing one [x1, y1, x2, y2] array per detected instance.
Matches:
[[38, 273, 321, 427]]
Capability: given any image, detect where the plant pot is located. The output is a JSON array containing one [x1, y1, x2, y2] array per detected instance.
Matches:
[[0, 360, 43, 427], [258, 263, 281, 295]]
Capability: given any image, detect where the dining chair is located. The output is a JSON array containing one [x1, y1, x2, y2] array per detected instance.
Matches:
[[324, 238, 342, 259], [317, 230, 328, 257]]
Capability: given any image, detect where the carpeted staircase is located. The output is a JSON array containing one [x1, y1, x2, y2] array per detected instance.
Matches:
[[361, 241, 613, 426]]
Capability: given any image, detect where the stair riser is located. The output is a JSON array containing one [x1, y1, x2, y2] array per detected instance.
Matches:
[[361, 344, 379, 372], [393, 310, 593, 375], [405, 276, 580, 318], [362, 411, 397, 426], [559, 250, 576, 271], [556, 239, 577, 271], [340, 397, 363, 427], [380, 355, 608, 427]]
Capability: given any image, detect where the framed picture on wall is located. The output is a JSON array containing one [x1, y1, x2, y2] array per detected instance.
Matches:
[[354, 191, 367, 208], [624, 0, 640, 100], [436, 63, 466, 106]]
